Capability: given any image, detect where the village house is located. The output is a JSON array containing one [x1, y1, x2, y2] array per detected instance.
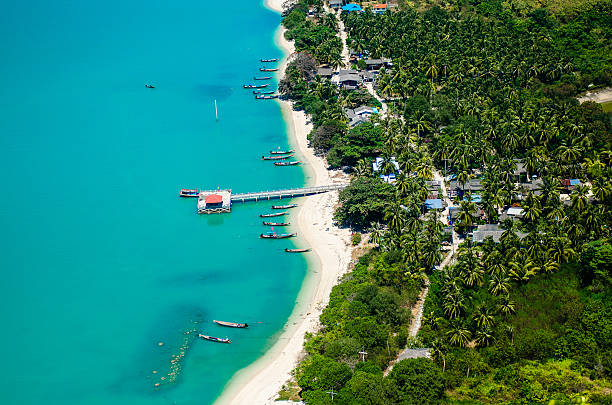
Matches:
[[329, 0, 345, 10], [317, 67, 334, 79], [472, 224, 527, 243], [365, 58, 392, 71], [345, 105, 377, 127], [424, 199, 444, 210], [373, 156, 400, 183], [448, 179, 483, 198], [337, 69, 363, 89], [372, 3, 388, 14], [342, 3, 363, 12]]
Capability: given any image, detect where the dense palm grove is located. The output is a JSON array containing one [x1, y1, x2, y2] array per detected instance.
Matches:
[[279, 0, 612, 403]]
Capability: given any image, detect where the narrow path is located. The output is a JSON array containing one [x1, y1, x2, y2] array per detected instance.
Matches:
[[336, 12, 350, 67], [578, 87, 612, 104]]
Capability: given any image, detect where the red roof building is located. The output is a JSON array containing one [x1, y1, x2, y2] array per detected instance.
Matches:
[[205, 194, 223, 204]]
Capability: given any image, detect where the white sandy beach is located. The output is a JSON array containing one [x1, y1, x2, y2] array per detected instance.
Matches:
[[213, 1, 352, 403]]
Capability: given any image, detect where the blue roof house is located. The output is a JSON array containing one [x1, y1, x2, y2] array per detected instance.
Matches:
[[424, 199, 443, 210], [342, 3, 362, 12]]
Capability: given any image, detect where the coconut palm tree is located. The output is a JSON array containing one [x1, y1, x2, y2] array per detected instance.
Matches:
[[472, 305, 495, 329], [474, 328, 495, 347], [446, 324, 472, 348]]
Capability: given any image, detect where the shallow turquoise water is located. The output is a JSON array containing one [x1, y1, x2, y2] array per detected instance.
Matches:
[[0, 1, 307, 404]]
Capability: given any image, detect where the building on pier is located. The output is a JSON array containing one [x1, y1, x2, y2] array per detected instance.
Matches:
[[197, 190, 231, 214]]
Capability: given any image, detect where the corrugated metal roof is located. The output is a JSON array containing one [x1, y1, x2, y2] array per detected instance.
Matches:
[[205, 194, 223, 204]]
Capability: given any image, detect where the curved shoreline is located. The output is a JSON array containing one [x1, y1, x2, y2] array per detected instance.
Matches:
[[213, 1, 351, 404]]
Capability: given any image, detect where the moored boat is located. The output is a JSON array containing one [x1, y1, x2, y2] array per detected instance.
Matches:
[[285, 248, 311, 253], [262, 221, 290, 226], [260, 91, 276, 95], [254, 76, 272, 80], [260, 211, 288, 217], [275, 161, 301, 166], [261, 154, 293, 160], [270, 149, 295, 155], [179, 188, 199, 197], [255, 95, 278, 99], [272, 204, 297, 209], [243, 83, 270, 89], [198, 334, 231, 344], [259, 68, 279, 72], [214, 320, 248, 328], [260, 231, 297, 239], [260, 58, 279, 62]]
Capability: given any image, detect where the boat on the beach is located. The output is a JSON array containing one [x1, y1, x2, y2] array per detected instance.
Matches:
[[214, 320, 248, 328], [272, 204, 297, 209], [198, 334, 231, 344], [275, 161, 301, 166], [254, 76, 272, 80], [262, 221, 290, 226], [243, 83, 270, 89], [262, 154, 293, 160], [255, 95, 278, 100], [259, 68, 279, 72], [270, 149, 295, 155], [260, 211, 288, 218], [260, 231, 297, 239], [179, 188, 199, 197], [260, 58, 279, 62], [285, 248, 311, 253]]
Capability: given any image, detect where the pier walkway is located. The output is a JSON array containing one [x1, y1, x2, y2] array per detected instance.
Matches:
[[231, 184, 348, 203]]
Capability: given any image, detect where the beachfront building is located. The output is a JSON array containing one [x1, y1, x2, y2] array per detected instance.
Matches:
[[372, 3, 388, 13]]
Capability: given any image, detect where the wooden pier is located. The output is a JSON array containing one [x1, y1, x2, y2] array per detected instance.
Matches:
[[231, 184, 348, 203]]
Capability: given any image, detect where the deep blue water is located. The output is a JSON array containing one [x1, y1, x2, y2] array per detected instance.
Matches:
[[0, 1, 307, 404]]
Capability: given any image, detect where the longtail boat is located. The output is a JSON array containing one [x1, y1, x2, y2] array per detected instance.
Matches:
[[270, 149, 295, 155], [285, 248, 311, 253], [260, 231, 297, 239], [260, 90, 276, 95], [260, 211, 288, 218], [254, 76, 271, 80], [198, 334, 231, 344], [243, 83, 270, 89], [262, 221, 290, 226], [255, 95, 278, 100], [259, 68, 279, 72], [253, 90, 261, 94], [272, 204, 297, 209], [261, 154, 293, 160], [275, 161, 301, 166], [260, 58, 279, 62], [179, 188, 199, 197], [214, 320, 248, 328]]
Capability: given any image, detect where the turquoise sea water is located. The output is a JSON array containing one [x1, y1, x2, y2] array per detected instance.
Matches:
[[0, 1, 307, 404]]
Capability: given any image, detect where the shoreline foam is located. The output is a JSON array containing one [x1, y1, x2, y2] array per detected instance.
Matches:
[[213, 0, 352, 403]]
